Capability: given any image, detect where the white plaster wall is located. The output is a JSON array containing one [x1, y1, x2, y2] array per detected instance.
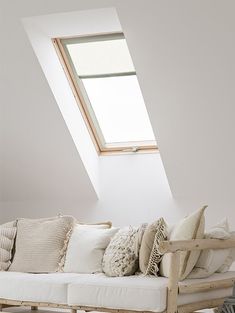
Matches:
[[1, 0, 235, 231]]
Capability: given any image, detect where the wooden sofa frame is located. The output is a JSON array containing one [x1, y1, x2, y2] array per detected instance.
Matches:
[[0, 238, 235, 313]]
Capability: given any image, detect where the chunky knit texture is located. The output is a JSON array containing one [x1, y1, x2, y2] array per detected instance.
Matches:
[[102, 227, 141, 277], [0, 221, 17, 271]]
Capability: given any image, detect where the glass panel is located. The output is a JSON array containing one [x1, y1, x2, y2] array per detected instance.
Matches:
[[82, 75, 156, 144], [66, 39, 135, 76]]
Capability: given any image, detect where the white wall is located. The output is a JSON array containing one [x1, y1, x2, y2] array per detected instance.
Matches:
[[1, 0, 235, 229]]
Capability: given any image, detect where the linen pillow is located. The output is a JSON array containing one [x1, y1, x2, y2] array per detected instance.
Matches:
[[145, 218, 168, 276], [64, 225, 118, 273], [217, 231, 235, 273], [9, 216, 74, 273], [160, 206, 207, 280], [102, 226, 142, 277], [188, 218, 231, 278], [0, 221, 17, 271], [139, 218, 164, 273]]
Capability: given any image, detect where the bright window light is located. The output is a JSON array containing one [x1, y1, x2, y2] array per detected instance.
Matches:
[[54, 33, 157, 154]]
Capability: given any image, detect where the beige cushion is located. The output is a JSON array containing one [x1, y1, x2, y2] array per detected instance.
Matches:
[[102, 227, 142, 277], [0, 221, 17, 271], [160, 206, 207, 280], [145, 218, 168, 275], [188, 218, 231, 278], [64, 226, 118, 273], [9, 216, 74, 273], [139, 220, 162, 273], [217, 231, 235, 273]]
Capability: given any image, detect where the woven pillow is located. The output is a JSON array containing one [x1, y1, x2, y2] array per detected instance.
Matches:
[[102, 226, 142, 277], [145, 218, 168, 275], [9, 216, 74, 273], [160, 206, 207, 280], [0, 221, 17, 271], [139, 219, 161, 273]]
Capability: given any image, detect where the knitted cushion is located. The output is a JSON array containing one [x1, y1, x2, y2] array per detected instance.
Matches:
[[0, 221, 17, 271], [9, 216, 74, 273], [102, 227, 142, 277]]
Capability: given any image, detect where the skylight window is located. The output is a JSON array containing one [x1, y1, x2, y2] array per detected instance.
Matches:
[[53, 33, 157, 154]]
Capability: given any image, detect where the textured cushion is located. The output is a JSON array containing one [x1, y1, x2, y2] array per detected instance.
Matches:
[[9, 216, 74, 273], [68, 271, 235, 312], [64, 226, 118, 273], [217, 231, 235, 273], [146, 218, 168, 276], [0, 221, 17, 271], [160, 206, 207, 280], [188, 218, 231, 278], [102, 227, 141, 277], [0, 271, 80, 304], [139, 219, 163, 274]]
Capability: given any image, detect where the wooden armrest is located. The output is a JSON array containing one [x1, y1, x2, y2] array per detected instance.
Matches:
[[158, 238, 235, 254]]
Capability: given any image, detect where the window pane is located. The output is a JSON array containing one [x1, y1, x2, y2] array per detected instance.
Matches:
[[66, 39, 135, 76], [82, 75, 156, 144]]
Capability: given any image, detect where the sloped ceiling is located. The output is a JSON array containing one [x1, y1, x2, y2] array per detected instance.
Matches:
[[1, 0, 235, 205]]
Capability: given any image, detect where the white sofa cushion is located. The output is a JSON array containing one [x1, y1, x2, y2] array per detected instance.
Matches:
[[64, 226, 118, 273], [0, 272, 80, 304], [188, 218, 231, 278], [68, 271, 235, 312]]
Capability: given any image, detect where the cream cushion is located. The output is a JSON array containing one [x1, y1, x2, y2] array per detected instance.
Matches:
[[217, 231, 235, 273], [139, 219, 163, 274], [188, 218, 230, 278], [102, 227, 140, 277], [0, 271, 80, 304], [160, 206, 207, 280], [64, 226, 118, 273], [68, 271, 235, 312], [9, 216, 74, 273], [0, 221, 17, 271], [145, 218, 168, 276]]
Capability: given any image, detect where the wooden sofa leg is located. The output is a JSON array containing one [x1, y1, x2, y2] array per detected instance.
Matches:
[[0, 304, 2, 312], [31, 306, 38, 311], [167, 251, 180, 313], [71, 309, 77, 313]]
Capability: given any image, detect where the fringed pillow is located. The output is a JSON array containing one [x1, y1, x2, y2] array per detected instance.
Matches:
[[9, 216, 75, 273], [145, 217, 168, 276]]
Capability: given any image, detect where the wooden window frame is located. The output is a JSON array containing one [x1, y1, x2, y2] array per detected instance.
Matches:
[[53, 33, 158, 156]]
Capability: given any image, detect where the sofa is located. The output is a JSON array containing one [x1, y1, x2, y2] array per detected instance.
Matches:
[[0, 210, 235, 313]]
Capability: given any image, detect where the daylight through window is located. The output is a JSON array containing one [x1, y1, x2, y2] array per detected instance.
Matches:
[[54, 33, 157, 154]]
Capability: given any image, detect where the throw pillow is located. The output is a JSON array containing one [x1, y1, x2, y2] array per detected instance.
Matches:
[[217, 231, 235, 273], [9, 216, 74, 273], [0, 221, 17, 271], [145, 218, 168, 275], [64, 225, 118, 273], [188, 218, 231, 278], [139, 218, 164, 273], [159, 205, 207, 280], [102, 226, 142, 277]]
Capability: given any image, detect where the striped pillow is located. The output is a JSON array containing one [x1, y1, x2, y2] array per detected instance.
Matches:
[[0, 221, 17, 271]]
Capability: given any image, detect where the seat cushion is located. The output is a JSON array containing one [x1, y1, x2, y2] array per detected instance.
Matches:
[[68, 273, 169, 312], [0, 272, 80, 304], [68, 271, 235, 312]]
